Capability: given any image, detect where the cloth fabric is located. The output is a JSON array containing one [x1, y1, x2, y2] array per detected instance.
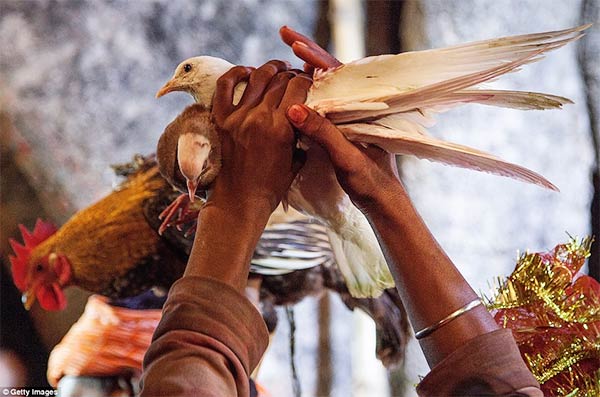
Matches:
[[140, 277, 269, 397], [140, 276, 540, 397], [417, 329, 542, 396]]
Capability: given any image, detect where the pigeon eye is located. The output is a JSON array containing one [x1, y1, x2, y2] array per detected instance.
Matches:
[[36, 264, 43, 272], [183, 64, 192, 73]]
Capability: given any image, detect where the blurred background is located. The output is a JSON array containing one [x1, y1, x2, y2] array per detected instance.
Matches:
[[1, 0, 598, 396]]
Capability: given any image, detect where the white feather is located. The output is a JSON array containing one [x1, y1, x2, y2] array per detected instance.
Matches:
[[307, 24, 587, 120], [338, 123, 558, 191], [324, 207, 394, 298], [161, 25, 588, 297]]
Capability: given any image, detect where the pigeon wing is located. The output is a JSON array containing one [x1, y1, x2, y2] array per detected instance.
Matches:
[[338, 123, 558, 191], [307, 25, 587, 123]]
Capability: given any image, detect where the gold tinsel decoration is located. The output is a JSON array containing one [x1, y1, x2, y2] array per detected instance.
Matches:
[[484, 237, 600, 396]]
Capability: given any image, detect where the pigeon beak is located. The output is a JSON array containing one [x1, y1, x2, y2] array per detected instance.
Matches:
[[22, 289, 36, 311], [156, 79, 179, 98], [187, 179, 198, 203]]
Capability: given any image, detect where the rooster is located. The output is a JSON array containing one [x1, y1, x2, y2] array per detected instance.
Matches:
[[8, 157, 186, 311], [155, 25, 587, 298], [9, 156, 410, 366]]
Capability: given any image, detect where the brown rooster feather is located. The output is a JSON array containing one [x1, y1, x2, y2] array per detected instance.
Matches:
[[9, 158, 186, 310]]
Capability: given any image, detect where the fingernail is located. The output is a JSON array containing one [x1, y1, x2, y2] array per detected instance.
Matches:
[[287, 105, 308, 124], [293, 41, 309, 48]]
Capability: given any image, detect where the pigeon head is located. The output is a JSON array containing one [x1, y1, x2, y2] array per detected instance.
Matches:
[[156, 56, 234, 106], [157, 104, 222, 201]]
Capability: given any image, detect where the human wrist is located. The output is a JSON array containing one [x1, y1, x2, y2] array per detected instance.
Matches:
[[206, 189, 275, 225], [184, 201, 269, 292], [353, 177, 408, 216]]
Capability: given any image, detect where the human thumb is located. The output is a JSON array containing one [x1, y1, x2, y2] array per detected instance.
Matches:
[[286, 104, 360, 162]]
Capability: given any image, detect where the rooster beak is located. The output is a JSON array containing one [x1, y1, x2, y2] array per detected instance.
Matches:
[[156, 79, 178, 98], [21, 289, 36, 310]]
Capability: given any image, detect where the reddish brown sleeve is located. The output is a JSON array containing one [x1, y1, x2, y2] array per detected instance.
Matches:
[[140, 277, 269, 397], [417, 329, 541, 396]]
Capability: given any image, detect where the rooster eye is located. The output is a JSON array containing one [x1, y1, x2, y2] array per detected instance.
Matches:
[[35, 264, 43, 272], [183, 64, 192, 73]]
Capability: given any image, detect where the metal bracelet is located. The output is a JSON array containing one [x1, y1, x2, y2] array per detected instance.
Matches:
[[414, 299, 483, 340]]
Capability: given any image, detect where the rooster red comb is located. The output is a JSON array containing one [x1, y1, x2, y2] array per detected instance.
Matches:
[[9, 219, 57, 291]]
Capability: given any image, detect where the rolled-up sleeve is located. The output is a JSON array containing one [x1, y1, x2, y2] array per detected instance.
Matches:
[[417, 329, 541, 396], [140, 277, 269, 397]]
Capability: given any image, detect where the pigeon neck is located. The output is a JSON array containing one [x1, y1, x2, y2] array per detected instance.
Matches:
[[191, 86, 215, 108]]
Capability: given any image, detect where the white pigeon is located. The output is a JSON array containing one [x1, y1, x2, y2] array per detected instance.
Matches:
[[155, 25, 587, 297]]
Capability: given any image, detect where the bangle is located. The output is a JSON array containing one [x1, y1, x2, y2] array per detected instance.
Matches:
[[414, 299, 483, 340]]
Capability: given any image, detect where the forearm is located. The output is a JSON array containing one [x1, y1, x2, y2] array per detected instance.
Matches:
[[141, 277, 269, 397], [363, 179, 499, 367], [184, 199, 272, 293]]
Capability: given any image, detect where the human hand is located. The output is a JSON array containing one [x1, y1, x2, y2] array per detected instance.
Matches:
[[210, 60, 312, 215], [286, 104, 401, 212], [279, 26, 342, 72], [281, 26, 401, 211]]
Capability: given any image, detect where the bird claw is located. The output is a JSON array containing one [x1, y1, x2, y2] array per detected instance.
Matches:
[[158, 194, 201, 237], [159, 194, 187, 220], [158, 195, 186, 235]]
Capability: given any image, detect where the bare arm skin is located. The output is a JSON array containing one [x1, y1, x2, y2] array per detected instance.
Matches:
[[285, 101, 541, 395], [184, 62, 311, 293], [279, 27, 498, 366], [141, 63, 312, 397], [285, 103, 500, 367]]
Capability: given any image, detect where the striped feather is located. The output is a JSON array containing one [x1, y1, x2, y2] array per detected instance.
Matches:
[[250, 220, 334, 275]]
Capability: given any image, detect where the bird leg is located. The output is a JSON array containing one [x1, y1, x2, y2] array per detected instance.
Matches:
[[158, 194, 202, 235], [179, 216, 199, 238], [158, 194, 188, 234]]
